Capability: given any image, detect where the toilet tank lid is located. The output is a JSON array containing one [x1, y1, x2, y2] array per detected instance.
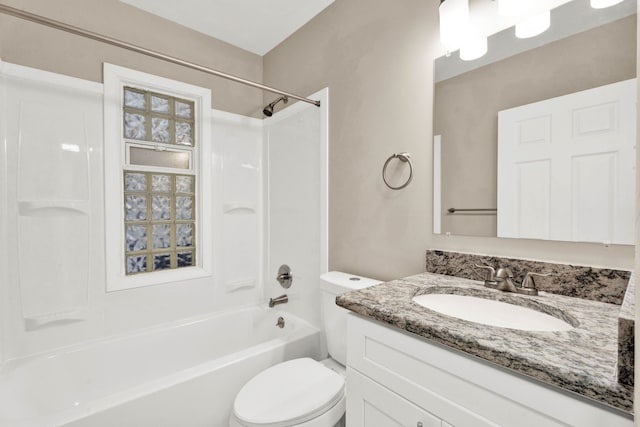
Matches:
[[320, 271, 382, 294]]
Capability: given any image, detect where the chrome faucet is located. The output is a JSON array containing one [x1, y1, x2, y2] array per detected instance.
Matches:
[[495, 268, 518, 292], [269, 294, 288, 307], [474, 265, 550, 296]]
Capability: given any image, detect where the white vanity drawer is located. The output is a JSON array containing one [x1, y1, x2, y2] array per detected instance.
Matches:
[[346, 314, 632, 427], [347, 368, 441, 427]]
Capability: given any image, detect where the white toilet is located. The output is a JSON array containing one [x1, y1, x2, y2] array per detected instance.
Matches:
[[229, 271, 381, 427]]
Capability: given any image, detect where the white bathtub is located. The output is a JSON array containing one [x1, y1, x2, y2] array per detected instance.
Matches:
[[0, 307, 323, 427]]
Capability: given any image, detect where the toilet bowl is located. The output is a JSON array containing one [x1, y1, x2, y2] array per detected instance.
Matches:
[[229, 272, 381, 427]]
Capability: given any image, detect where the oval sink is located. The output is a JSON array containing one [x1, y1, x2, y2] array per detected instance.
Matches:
[[412, 294, 574, 332]]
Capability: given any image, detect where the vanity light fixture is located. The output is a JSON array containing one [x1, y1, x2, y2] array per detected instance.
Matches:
[[460, 35, 488, 61], [439, 0, 470, 48], [515, 10, 551, 38], [590, 0, 624, 8], [498, 0, 528, 16]]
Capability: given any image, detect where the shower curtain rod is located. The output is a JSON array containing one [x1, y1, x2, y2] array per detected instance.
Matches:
[[0, 3, 321, 107]]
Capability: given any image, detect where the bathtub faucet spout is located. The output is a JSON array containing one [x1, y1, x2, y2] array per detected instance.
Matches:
[[269, 294, 288, 308]]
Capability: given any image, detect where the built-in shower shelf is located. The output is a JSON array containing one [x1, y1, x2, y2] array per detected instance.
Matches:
[[24, 307, 89, 330], [225, 278, 257, 292], [223, 202, 256, 214], [18, 201, 89, 216]]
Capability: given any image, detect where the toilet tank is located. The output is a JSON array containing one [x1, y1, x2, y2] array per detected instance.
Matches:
[[320, 271, 382, 365]]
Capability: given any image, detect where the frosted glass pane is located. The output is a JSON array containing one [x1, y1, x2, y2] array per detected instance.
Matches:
[[125, 195, 147, 220], [127, 255, 147, 273], [152, 224, 171, 249], [129, 147, 190, 169], [125, 173, 147, 191], [153, 253, 171, 270], [151, 95, 170, 114], [176, 121, 193, 145], [176, 196, 193, 220], [151, 117, 170, 143], [152, 195, 171, 220], [176, 223, 193, 247], [124, 112, 146, 140], [177, 251, 193, 267], [126, 225, 147, 251], [176, 176, 193, 193], [124, 89, 145, 109], [152, 174, 171, 192], [175, 100, 193, 119]]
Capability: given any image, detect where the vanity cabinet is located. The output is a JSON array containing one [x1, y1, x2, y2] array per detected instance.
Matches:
[[347, 368, 442, 427], [346, 314, 633, 427]]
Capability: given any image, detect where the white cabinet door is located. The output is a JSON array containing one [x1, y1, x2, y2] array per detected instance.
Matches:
[[497, 79, 636, 244], [346, 368, 442, 427]]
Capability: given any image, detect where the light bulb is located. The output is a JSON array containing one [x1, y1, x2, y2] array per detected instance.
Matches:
[[439, 0, 470, 48], [460, 36, 488, 61], [515, 11, 551, 39], [590, 0, 624, 8], [498, 0, 527, 16]]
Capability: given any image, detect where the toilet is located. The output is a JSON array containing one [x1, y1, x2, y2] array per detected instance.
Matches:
[[229, 271, 381, 427]]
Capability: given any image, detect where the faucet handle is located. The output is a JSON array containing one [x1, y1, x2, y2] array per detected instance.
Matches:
[[475, 264, 499, 289], [522, 272, 551, 290], [474, 264, 496, 280]]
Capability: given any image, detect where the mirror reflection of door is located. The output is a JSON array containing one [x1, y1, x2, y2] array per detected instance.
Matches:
[[432, 0, 637, 241], [497, 79, 636, 244]]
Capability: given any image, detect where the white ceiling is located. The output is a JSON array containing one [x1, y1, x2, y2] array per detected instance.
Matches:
[[119, 0, 335, 56]]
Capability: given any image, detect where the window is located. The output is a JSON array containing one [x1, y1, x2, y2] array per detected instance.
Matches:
[[121, 87, 197, 275], [104, 64, 212, 291], [124, 172, 196, 274]]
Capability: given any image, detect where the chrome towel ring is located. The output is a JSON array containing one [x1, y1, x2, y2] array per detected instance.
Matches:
[[382, 152, 413, 190]]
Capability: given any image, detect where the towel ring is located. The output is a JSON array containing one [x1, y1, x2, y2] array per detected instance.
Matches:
[[382, 152, 413, 190]]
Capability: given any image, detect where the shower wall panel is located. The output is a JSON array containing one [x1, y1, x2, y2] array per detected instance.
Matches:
[[212, 109, 263, 296], [264, 89, 328, 330], [0, 61, 264, 361], [4, 65, 102, 329]]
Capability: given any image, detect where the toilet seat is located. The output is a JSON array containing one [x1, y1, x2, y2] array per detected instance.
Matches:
[[232, 358, 345, 427]]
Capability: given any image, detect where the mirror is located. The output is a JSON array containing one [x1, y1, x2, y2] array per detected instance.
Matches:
[[433, 0, 637, 244]]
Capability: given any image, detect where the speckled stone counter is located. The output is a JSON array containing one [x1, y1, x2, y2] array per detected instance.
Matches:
[[336, 272, 634, 414], [618, 274, 635, 386], [425, 250, 631, 304]]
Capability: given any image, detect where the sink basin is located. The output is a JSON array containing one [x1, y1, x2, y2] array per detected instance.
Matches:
[[412, 293, 574, 332]]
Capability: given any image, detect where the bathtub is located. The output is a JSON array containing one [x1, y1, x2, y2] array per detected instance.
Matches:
[[0, 307, 323, 427]]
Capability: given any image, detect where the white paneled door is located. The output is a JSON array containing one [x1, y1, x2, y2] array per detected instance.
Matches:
[[497, 79, 636, 244]]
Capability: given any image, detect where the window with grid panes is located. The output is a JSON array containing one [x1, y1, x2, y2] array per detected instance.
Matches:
[[122, 87, 196, 274]]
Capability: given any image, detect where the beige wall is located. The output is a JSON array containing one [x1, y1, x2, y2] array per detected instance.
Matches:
[[264, 0, 635, 279], [436, 16, 636, 237], [264, 0, 437, 280], [0, 0, 264, 117]]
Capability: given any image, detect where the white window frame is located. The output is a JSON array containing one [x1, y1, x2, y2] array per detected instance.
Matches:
[[104, 63, 212, 291]]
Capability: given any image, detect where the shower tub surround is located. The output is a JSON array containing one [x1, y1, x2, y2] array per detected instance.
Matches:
[[337, 271, 634, 414], [0, 307, 322, 427]]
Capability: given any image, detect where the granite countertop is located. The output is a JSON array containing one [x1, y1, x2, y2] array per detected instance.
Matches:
[[336, 272, 634, 414]]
